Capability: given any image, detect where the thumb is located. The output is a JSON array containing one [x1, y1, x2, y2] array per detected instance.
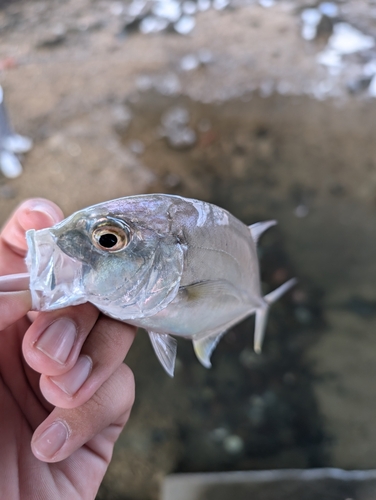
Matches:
[[0, 199, 64, 276]]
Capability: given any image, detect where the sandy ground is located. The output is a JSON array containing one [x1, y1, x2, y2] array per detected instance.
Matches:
[[2, 1, 376, 499]]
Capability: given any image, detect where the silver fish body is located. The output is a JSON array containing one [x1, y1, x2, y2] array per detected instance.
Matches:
[[26, 194, 296, 376]]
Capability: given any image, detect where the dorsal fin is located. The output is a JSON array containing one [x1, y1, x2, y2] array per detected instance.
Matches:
[[249, 220, 277, 244]]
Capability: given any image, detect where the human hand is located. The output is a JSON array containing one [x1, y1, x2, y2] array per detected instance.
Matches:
[[0, 199, 136, 500]]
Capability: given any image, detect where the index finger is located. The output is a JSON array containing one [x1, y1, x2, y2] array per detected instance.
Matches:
[[0, 198, 63, 276]]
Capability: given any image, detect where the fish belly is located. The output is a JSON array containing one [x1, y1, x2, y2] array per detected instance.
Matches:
[[128, 279, 262, 339]]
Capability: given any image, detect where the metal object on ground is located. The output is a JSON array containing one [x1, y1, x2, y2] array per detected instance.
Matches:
[[162, 468, 376, 500]]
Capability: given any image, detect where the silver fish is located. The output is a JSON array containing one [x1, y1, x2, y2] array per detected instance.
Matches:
[[25, 194, 296, 376]]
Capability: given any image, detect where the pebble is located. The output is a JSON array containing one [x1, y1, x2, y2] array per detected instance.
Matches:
[[369, 75, 376, 97], [155, 73, 181, 96], [127, 0, 147, 17], [167, 127, 196, 149], [2, 134, 32, 153], [363, 60, 376, 78], [112, 105, 132, 133], [211, 427, 229, 441], [180, 49, 213, 71], [129, 139, 145, 155], [140, 16, 169, 34], [180, 54, 200, 71], [301, 8, 322, 41], [260, 80, 274, 97], [213, 0, 229, 10], [223, 434, 244, 453], [239, 348, 261, 369], [161, 106, 196, 149], [197, 0, 211, 11], [136, 75, 153, 92], [174, 15, 196, 35], [198, 48, 213, 64], [258, 0, 275, 7], [294, 306, 313, 325], [110, 2, 125, 16], [248, 395, 265, 426], [328, 23, 375, 55], [316, 49, 342, 69], [0, 150, 22, 178], [319, 2, 338, 18], [152, 0, 181, 22], [182, 1, 197, 15], [162, 106, 189, 128], [294, 204, 309, 218]]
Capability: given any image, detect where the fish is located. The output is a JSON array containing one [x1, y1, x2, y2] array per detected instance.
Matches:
[[25, 194, 296, 376]]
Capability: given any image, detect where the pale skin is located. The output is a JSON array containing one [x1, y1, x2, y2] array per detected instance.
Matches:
[[0, 198, 136, 500]]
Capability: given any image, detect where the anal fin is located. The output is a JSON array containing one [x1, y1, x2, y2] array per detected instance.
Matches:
[[254, 305, 269, 354], [193, 332, 226, 368], [148, 331, 177, 377]]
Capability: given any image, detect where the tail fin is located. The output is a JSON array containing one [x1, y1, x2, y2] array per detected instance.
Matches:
[[254, 278, 297, 354]]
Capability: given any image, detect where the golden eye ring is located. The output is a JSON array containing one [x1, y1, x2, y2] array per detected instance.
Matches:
[[92, 224, 130, 252]]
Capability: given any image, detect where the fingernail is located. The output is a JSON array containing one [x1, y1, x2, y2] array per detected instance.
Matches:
[[29, 202, 60, 225], [50, 355, 92, 396], [36, 319, 77, 364], [17, 201, 61, 232], [32, 420, 68, 460]]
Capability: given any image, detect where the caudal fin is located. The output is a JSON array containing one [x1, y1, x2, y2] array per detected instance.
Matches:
[[254, 278, 297, 354]]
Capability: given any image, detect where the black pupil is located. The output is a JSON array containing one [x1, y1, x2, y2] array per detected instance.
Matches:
[[99, 233, 118, 248]]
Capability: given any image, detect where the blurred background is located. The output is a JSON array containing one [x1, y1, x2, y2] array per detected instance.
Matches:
[[1, 0, 376, 498]]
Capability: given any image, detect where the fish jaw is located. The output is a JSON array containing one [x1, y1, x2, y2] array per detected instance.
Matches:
[[26, 228, 88, 311]]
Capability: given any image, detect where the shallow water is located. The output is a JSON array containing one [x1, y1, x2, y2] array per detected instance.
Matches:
[[98, 89, 376, 499]]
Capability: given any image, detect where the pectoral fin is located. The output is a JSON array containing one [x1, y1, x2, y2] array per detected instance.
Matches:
[[148, 331, 177, 377], [193, 332, 226, 368], [182, 279, 247, 304]]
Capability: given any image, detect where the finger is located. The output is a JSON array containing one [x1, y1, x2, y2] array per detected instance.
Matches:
[[22, 303, 100, 377], [0, 198, 63, 276], [0, 272, 30, 291], [0, 291, 32, 330], [40, 317, 136, 409], [31, 363, 135, 463]]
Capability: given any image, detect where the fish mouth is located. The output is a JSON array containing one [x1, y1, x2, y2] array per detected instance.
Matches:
[[26, 228, 87, 311]]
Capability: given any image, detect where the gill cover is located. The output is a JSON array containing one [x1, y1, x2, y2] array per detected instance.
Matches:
[[90, 236, 185, 320], [26, 224, 185, 320]]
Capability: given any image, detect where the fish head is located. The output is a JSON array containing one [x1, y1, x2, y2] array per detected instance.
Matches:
[[26, 196, 186, 318]]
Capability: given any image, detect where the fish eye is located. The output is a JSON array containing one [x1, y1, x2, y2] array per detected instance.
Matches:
[[92, 223, 130, 252]]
